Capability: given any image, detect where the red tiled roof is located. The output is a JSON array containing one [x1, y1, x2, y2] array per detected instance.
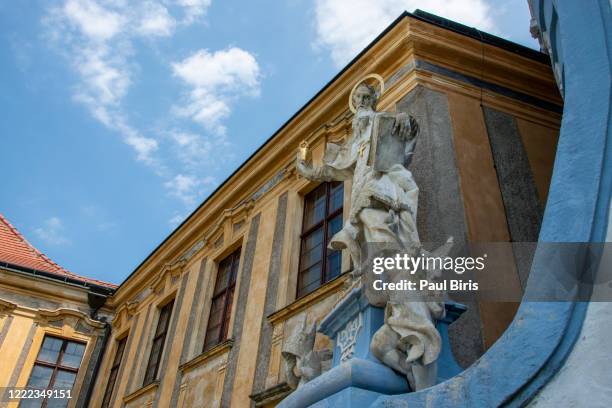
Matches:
[[0, 213, 116, 289]]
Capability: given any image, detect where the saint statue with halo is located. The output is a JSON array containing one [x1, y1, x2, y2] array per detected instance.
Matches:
[[296, 74, 446, 390]]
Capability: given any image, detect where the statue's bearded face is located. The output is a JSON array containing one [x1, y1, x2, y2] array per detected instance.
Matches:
[[352, 84, 377, 111]]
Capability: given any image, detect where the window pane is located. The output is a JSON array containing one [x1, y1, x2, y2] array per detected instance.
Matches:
[[26, 365, 53, 389], [143, 363, 157, 386], [229, 251, 241, 283], [203, 326, 221, 351], [326, 213, 343, 280], [37, 337, 63, 364], [326, 250, 342, 281], [300, 245, 323, 270], [214, 262, 231, 295], [53, 370, 76, 390], [298, 264, 322, 297], [302, 227, 323, 249], [101, 335, 126, 408], [298, 182, 344, 298], [46, 397, 69, 408], [19, 398, 43, 408], [60, 342, 85, 369], [144, 337, 161, 385], [301, 264, 322, 286], [300, 227, 323, 274], [205, 249, 240, 351], [299, 279, 322, 298], [149, 339, 162, 368], [303, 185, 327, 230], [301, 228, 323, 264], [101, 367, 118, 408], [113, 337, 127, 366], [329, 181, 344, 213], [327, 214, 343, 238], [144, 301, 174, 385], [223, 289, 234, 339], [155, 302, 174, 336], [207, 295, 226, 329]]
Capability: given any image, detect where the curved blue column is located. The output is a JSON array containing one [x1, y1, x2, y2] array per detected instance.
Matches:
[[370, 1, 612, 406]]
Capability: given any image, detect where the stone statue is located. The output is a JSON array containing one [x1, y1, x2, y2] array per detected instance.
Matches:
[[295, 75, 446, 390], [281, 319, 331, 389]]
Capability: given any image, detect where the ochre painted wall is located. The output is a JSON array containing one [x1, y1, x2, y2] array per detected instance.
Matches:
[[0, 271, 111, 408], [1, 14, 563, 408]]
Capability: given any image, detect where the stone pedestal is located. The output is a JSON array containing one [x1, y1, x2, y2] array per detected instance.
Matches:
[[278, 287, 465, 407]]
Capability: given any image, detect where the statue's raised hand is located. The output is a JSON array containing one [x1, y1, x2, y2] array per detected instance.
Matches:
[[296, 152, 315, 179], [393, 112, 418, 139]]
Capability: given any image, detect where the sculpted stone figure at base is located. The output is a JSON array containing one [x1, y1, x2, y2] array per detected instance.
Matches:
[[296, 75, 448, 390], [281, 319, 331, 389]]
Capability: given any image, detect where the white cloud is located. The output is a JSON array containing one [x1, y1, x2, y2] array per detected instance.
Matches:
[[168, 130, 218, 168], [137, 2, 176, 37], [313, 0, 495, 67], [44, 0, 213, 166], [43, 1, 253, 216], [176, 0, 212, 24], [164, 173, 216, 206], [114, 119, 160, 165], [172, 47, 261, 134], [34, 217, 70, 246], [72, 45, 130, 107], [63, 0, 124, 41], [45, 1, 164, 165]]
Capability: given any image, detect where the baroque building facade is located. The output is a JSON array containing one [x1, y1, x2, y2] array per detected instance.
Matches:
[[0, 214, 115, 407], [0, 10, 565, 408]]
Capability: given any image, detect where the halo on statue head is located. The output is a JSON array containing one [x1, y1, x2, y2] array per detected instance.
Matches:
[[348, 73, 385, 114]]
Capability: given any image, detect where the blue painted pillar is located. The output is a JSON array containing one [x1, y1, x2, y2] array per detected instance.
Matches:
[[277, 287, 465, 407]]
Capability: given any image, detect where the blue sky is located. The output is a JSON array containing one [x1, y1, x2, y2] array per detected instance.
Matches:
[[0, 0, 538, 285]]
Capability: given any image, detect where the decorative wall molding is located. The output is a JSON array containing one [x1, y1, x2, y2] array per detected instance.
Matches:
[[232, 220, 245, 235], [179, 239, 206, 263], [250, 382, 293, 407], [112, 300, 140, 329], [150, 259, 186, 294], [213, 233, 224, 249], [0, 298, 17, 317], [202, 200, 255, 254], [123, 380, 159, 404], [267, 273, 349, 326], [36, 308, 105, 331], [179, 339, 233, 374]]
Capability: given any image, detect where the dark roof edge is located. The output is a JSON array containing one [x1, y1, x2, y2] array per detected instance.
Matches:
[[117, 12, 411, 291], [412, 10, 549, 64], [118, 10, 551, 292], [1, 261, 115, 296]]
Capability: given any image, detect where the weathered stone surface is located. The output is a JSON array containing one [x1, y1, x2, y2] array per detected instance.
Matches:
[[251, 193, 288, 401], [0, 316, 13, 350], [483, 106, 542, 288], [152, 272, 190, 408], [75, 332, 106, 408], [220, 214, 261, 408], [396, 85, 483, 368], [124, 304, 152, 396], [281, 319, 325, 389], [0, 323, 38, 405]]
